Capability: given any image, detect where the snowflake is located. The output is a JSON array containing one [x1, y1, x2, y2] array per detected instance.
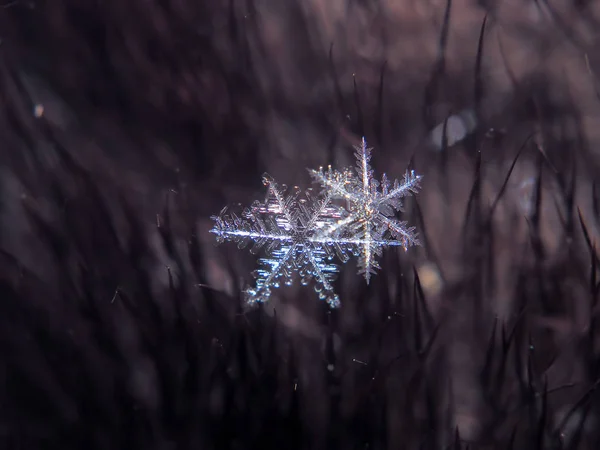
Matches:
[[309, 137, 422, 283], [210, 137, 422, 306], [211, 173, 356, 308]]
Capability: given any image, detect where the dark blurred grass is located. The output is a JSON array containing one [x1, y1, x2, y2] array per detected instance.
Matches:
[[1, 0, 600, 449]]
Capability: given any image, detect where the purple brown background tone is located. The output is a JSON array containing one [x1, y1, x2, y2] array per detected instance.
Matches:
[[1, 0, 600, 448]]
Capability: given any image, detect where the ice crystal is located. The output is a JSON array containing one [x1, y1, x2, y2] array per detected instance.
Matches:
[[210, 137, 422, 306], [309, 137, 422, 283], [210, 173, 357, 308]]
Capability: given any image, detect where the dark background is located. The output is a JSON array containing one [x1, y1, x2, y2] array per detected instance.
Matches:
[[1, 0, 600, 448]]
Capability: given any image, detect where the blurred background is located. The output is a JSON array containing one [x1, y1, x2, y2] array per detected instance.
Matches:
[[1, 0, 600, 448]]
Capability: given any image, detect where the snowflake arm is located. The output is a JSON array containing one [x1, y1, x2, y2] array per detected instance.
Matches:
[[377, 215, 420, 248], [377, 169, 422, 208], [356, 136, 373, 195], [249, 243, 296, 303]]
